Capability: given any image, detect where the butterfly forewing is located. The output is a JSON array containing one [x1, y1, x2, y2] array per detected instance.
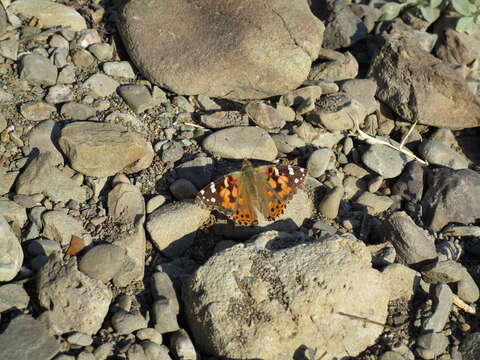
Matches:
[[196, 173, 239, 215]]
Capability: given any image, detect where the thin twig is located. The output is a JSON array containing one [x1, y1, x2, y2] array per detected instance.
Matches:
[[452, 294, 476, 314], [348, 112, 429, 165], [182, 122, 210, 130], [316, 351, 327, 360], [337, 312, 399, 331], [399, 119, 418, 149]]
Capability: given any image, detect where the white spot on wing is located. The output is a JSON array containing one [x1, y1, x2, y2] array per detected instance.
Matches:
[[288, 165, 294, 175], [200, 190, 205, 194], [210, 197, 216, 203], [210, 183, 216, 193], [300, 168, 305, 173], [294, 178, 299, 183]]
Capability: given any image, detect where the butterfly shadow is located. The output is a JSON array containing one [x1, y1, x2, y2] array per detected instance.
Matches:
[[210, 217, 305, 241]]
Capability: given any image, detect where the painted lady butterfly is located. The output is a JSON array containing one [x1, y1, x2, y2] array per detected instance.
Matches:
[[196, 159, 307, 226]]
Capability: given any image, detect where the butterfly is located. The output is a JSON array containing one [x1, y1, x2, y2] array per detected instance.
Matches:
[[196, 159, 307, 226]]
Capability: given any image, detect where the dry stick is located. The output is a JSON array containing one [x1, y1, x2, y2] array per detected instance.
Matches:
[[452, 294, 476, 314], [348, 112, 429, 166], [399, 119, 418, 149], [316, 351, 327, 360], [337, 312, 401, 331], [183, 122, 210, 130]]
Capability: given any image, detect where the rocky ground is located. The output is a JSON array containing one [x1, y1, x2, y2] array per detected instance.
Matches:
[[0, 0, 480, 360]]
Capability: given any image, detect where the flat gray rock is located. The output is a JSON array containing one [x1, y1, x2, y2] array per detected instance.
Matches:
[[244, 102, 285, 132], [111, 310, 148, 335], [88, 43, 113, 61], [0, 283, 30, 312], [355, 192, 394, 215], [16, 152, 88, 204], [381, 211, 437, 269], [152, 299, 180, 334], [0, 199, 27, 230], [9, 0, 86, 31], [42, 210, 85, 246], [202, 126, 278, 161], [199, 111, 249, 129], [307, 148, 335, 177], [419, 139, 469, 170], [422, 282, 452, 333], [146, 201, 210, 258], [117, 84, 153, 114], [0, 168, 18, 196], [0, 315, 60, 360], [103, 61, 136, 79], [26, 120, 64, 166], [0, 216, 23, 281], [416, 332, 449, 359], [422, 168, 480, 232], [176, 156, 214, 189], [117, 0, 324, 99], [59, 121, 154, 177], [83, 73, 119, 98], [60, 102, 95, 120], [340, 78, 378, 115], [312, 0, 368, 49], [307, 94, 366, 131], [112, 218, 146, 288], [362, 143, 410, 179], [79, 244, 126, 283], [19, 54, 57, 86], [45, 84, 74, 104], [20, 101, 56, 121]]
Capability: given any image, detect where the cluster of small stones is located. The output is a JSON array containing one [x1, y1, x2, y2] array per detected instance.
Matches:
[[0, 0, 479, 360]]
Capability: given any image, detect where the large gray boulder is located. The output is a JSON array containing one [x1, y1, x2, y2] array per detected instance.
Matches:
[[117, 0, 324, 99], [182, 231, 390, 359]]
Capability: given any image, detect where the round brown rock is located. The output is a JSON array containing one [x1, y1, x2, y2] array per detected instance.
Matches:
[[117, 0, 324, 99]]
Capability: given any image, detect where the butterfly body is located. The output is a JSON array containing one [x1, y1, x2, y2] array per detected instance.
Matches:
[[196, 159, 307, 226]]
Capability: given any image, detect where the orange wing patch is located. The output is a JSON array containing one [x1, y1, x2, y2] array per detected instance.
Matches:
[[218, 175, 238, 209], [266, 199, 287, 220], [232, 206, 258, 226], [262, 167, 293, 199]]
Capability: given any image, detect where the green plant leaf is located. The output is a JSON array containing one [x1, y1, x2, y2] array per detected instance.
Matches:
[[452, 0, 475, 15], [380, 2, 403, 20], [430, 0, 443, 7], [475, 14, 480, 24], [456, 15, 475, 33], [420, 5, 435, 21]]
